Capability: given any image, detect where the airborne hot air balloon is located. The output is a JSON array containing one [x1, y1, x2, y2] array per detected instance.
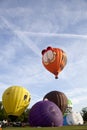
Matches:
[[41, 46, 67, 79], [43, 90, 68, 114], [2, 86, 31, 121]]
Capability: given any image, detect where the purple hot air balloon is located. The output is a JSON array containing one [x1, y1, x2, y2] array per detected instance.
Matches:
[[29, 100, 63, 127]]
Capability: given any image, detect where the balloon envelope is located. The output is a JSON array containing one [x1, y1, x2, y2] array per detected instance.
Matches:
[[2, 86, 31, 117], [63, 115, 68, 126], [43, 90, 68, 114], [64, 112, 84, 125], [41, 46, 67, 78], [67, 99, 73, 108], [64, 99, 73, 115], [29, 100, 63, 127]]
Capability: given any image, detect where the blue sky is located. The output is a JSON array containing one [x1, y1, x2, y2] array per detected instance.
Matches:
[[0, 0, 87, 112]]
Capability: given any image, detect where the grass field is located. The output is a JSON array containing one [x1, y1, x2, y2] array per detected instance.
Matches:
[[2, 125, 87, 130]]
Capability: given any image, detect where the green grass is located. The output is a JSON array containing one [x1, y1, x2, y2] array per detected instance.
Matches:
[[2, 125, 87, 130]]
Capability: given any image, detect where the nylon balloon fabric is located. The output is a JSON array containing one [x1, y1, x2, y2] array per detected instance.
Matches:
[[29, 100, 63, 127]]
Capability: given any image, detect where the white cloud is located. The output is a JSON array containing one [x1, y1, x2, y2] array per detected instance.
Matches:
[[66, 87, 87, 97]]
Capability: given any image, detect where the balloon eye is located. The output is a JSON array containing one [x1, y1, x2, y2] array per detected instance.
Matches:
[[24, 95, 27, 100], [41, 49, 46, 55]]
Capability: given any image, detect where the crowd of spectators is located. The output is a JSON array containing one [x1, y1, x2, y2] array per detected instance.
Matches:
[[0, 120, 29, 128]]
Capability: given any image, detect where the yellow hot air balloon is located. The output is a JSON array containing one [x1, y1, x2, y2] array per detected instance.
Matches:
[[2, 86, 31, 118]]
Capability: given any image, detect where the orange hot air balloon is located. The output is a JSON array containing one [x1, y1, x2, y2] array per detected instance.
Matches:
[[41, 46, 67, 79]]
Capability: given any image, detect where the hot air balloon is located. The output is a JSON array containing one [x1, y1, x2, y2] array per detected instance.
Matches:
[[29, 100, 63, 127], [2, 86, 31, 121], [63, 115, 68, 126], [63, 111, 84, 125], [41, 46, 67, 79], [67, 99, 73, 108], [64, 99, 73, 115], [43, 90, 68, 114]]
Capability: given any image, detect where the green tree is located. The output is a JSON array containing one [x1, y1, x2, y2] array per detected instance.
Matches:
[[0, 101, 8, 120], [81, 107, 87, 121]]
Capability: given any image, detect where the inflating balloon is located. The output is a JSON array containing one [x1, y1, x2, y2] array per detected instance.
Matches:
[[64, 99, 73, 115], [63, 115, 68, 126], [41, 46, 67, 79], [43, 90, 68, 114], [63, 112, 84, 125], [2, 86, 31, 121], [29, 100, 63, 127], [67, 99, 73, 108]]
